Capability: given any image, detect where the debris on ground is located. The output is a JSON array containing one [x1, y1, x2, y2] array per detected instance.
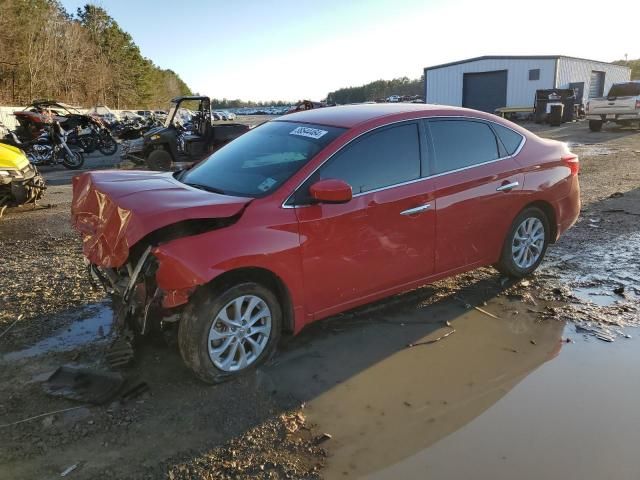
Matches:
[[315, 433, 332, 444], [0, 405, 90, 429], [43, 367, 125, 405], [105, 336, 135, 368], [407, 326, 456, 348], [0, 314, 23, 340], [60, 463, 80, 477]]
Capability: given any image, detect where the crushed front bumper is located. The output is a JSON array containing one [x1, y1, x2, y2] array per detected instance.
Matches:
[[0, 164, 46, 206]]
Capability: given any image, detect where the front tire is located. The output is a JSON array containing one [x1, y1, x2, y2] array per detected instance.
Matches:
[[178, 282, 282, 384], [496, 207, 550, 278], [62, 150, 84, 169], [98, 135, 118, 156], [589, 120, 603, 132]]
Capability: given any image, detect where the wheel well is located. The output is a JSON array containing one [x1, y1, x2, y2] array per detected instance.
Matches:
[[524, 201, 558, 243], [202, 267, 295, 333]]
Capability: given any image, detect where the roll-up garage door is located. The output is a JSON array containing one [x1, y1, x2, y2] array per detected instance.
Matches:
[[462, 70, 508, 113], [588, 71, 605, 98]]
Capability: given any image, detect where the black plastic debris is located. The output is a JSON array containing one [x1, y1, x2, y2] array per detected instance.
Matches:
[[119, 381, 149, 403], [105, 336, 135, 368], [43, 366, 125, 404]]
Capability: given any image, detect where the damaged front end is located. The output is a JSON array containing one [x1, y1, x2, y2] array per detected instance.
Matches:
[[72, 170, 251, 345], [87, 245, 165, 335]]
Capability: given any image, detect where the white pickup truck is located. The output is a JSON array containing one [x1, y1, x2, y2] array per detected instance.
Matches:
[[586, 81, 640, 131]]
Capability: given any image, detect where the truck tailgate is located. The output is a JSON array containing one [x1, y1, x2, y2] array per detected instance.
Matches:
[[589, 97, 637, 115]]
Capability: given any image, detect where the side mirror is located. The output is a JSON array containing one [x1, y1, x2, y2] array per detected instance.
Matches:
[[309, 179, 352, 204]]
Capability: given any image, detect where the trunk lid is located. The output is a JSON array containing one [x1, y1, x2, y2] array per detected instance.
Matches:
[[72, 170, 251, 268]]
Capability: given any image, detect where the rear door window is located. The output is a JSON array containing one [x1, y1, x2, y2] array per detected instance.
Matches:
[[428, 120, 500, 174]]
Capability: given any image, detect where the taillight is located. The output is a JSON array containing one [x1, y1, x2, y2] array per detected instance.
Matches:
[[562, 153, 580, 176]]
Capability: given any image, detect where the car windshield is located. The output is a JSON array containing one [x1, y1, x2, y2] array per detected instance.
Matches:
[[607, 83, 640, 97], [180, 121, 345, 197]]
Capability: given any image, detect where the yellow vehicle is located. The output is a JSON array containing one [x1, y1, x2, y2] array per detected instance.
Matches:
[[0, 142, 45, 216]]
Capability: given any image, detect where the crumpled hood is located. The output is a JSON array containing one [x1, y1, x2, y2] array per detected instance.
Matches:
[[72, 170, 251, 268]]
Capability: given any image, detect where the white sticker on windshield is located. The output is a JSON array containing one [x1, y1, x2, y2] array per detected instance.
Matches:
[[290, 126, 328, 139], [257, 177, 277, 192]]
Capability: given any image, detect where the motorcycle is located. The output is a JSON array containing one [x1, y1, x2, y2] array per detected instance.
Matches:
[[0, 142, 46, 217], [69, 116, 118, 156], [1, 121, 85, 170]]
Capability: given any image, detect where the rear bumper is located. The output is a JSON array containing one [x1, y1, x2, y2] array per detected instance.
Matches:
[[554, 176, 580, 241], [587, 113, 640, 122]]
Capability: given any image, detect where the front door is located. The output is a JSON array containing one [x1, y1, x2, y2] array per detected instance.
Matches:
[[292, 122, 436, 318]]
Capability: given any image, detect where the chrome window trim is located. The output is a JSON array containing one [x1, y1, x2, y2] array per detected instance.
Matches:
[[281, 115, 526, 209]]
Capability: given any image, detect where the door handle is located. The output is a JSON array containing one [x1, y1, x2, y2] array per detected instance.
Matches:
[[496, 181, 519, 192], [401, 204, 431, 216]]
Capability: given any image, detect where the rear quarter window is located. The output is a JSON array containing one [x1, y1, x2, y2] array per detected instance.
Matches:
[[492, 124, 524, 155]]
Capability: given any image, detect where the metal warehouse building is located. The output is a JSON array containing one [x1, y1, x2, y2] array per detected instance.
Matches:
[[423, 55, 631, 113]]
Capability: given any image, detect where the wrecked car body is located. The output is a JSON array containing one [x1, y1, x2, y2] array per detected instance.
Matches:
[[72, 104, 580, 383]]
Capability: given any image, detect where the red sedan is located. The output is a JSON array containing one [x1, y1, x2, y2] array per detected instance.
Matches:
[[72, 104, 580, 383]]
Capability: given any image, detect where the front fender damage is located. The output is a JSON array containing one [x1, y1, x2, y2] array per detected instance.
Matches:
[[89, 211, 246, 335]]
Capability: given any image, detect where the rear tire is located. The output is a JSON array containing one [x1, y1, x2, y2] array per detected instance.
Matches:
[[496, 207, 550, 278], [178, 282, 282, 384], [589, 120, 603, 132], [146, 148, 172, 170]]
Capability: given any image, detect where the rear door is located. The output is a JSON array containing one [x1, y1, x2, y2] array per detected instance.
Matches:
[[292, 122, 436, 317], [426, 118, 525, 273]]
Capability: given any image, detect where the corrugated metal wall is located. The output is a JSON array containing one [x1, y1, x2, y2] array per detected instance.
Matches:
[[425, 58, 557, 108], [556, 58, 630, 99]]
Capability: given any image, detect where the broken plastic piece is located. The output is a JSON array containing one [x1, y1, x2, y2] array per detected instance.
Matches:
[[43, 366, 125, 404]]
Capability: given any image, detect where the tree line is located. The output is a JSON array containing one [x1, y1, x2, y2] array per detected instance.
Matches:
[[0, 0, 191, 109], [326, 76, 424, 104], [613, 59, 640, 80], [210, 99, 292, 109]]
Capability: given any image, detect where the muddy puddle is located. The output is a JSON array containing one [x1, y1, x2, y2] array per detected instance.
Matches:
[[282, 300, 563, 478], [291, 305, 640, 479], [1, 303, 113, 362], [290, 228, 640, 479], [366, 324, 640, 480]]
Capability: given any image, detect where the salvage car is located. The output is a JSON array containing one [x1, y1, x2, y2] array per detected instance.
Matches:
[[72, 104, 580, 383], [0, 142, 45, 215]]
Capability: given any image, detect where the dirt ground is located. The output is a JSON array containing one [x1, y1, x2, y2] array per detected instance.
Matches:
[[0, 119, 639, 479]]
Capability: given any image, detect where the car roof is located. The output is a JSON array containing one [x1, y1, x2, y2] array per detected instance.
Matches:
[[275, 103, 477, 128]]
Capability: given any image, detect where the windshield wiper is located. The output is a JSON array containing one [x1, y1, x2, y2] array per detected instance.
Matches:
[[185, 183, 226, 195]]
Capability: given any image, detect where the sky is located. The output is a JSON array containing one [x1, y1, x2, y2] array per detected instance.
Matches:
[[60, 0, 640, 102]]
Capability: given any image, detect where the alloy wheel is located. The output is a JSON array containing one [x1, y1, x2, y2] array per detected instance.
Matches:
[[511, 217, 545, 269], [207, 295, 272, 372]]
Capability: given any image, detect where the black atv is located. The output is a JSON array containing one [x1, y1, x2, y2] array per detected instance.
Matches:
[[137, 96, 250, 171]]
